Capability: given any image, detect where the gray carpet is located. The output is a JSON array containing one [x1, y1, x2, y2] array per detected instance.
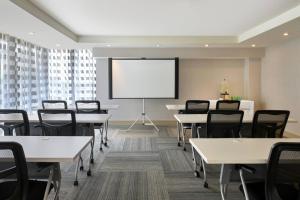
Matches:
[[54, 125, 244, 200]]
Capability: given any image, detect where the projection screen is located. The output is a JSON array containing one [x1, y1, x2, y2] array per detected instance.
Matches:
[[109, 58, 179, 99]]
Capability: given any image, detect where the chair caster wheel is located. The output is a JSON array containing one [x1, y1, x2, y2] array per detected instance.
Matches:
[[194, 171, 200, 177], [100, 147, 103, 151], [183, 147, 186, 151], [204, 182, 208, 188], [104, 142, 108, 147], [90, 159, 94, 164], [177, 142, 181, 147], [74, 181, 78, 186], [80, 166, 84, 171], [87, 170, 91, 176]]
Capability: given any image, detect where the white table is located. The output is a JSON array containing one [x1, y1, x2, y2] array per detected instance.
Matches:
[[0, 136, 93, 200], [166, 100, 254, 111], [190, 138, 300, 200], [0, 113, 112, 150], [174, 112, 297, 150]]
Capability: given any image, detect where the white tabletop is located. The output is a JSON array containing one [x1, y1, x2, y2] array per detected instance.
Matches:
[[0, 113, 112, 124], [0, 136, 92, 162], [190, 138, 300, 164], [166, 100, 254, 111], [174, 112, 297, 124], [70, 104, 119, 110]]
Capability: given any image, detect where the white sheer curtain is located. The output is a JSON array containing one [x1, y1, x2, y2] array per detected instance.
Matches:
[[0, 33, 48, 111], [0, 33, 96, 111], [48, 49, 96, 105]]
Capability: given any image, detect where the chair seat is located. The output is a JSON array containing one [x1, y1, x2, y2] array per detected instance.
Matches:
[[240, 181, 300, 200], [0, 180, 53, 200]]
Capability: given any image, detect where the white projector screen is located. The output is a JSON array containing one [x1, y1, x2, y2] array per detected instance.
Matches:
[[109, 58, 179, 99]]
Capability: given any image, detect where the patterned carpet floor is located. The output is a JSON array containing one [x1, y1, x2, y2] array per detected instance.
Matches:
[[55, 125, 244, 200]]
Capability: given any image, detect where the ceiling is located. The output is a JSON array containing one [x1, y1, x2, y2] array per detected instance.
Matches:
[[0, 0, 299, 48], [29, 0, 299, 36]]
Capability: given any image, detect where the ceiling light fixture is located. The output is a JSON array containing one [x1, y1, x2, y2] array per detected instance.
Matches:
[[205, 44, 209, 47], [106, 44, 111, 47], [251, 44, 256, 47], [283, 32, 289, 36], [55, 44, 61, 47], [28, 32, 35, 36], [156, 44, 160, 47]]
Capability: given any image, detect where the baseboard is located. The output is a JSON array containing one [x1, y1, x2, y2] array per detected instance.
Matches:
[[109, 120, 177, 126]]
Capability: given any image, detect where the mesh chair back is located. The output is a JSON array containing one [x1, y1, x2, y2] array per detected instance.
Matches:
[[75, 100, 101, 113], [42, 100, 67, 110], [0, 142, 28, 200], [184, 100, 210, 114], [252, 110, 290, 138], [266, 142, 300, 200], [216, 100, 240, 110], [37, 109, 76, 136], [206, 110, 244, 138], [0, 110, 30, 136]]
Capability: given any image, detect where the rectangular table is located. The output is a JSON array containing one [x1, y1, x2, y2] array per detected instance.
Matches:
[[0, 136, 93, 200], [174, 112, 297, 150], [0, 113, 112, 150], [190, 138, 300, 200], [166, 100, 254, 111]]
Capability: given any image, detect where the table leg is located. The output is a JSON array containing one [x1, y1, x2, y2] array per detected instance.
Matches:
[[53, 163, 61, 200], [100, 124, 104, 151], [192, 146, 200, 177], [219, 164, 233, 200], [104, 120, 108, 147], [89, 123, 95, 163], [74, 156, 81, 186], [181, 123, 186, 151], [177, 121, 181, 146]]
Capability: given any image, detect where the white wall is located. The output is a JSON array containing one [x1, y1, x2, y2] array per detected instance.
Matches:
[[97, 58, 246, 121], [261, 38, 300, 135]]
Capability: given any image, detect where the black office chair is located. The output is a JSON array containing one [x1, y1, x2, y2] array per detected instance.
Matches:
[[37, 109, 90, 183], [42, 100, 68, 110], [195, 110, 244, 188], [37, 109, 76, 137], [216, 100, 240, 110], [0, 109, 29, 136], [180, 100, 210, 150], [239, 142, 300, 200], [252, 110, 290, 138], [75, 100, 104, 159], [0, 142, 54, 200]]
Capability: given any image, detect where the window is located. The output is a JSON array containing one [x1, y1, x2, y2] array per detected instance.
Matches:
[[0, 33, 96, 111]]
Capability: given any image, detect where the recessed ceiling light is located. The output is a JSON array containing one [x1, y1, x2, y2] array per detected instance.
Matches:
[[28, 32, 35, 36], [283, 32, 289, 36], [106, 44, 111, 47], [205, 44, 209, 47], [156, 44, 160, 47], [55, 44, 61, 47], [251, 44, 256, 47]]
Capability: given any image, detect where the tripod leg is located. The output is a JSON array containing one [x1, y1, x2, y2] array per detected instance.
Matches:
[[127, 116, 141, 131], [144, 114, 160, 132]]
